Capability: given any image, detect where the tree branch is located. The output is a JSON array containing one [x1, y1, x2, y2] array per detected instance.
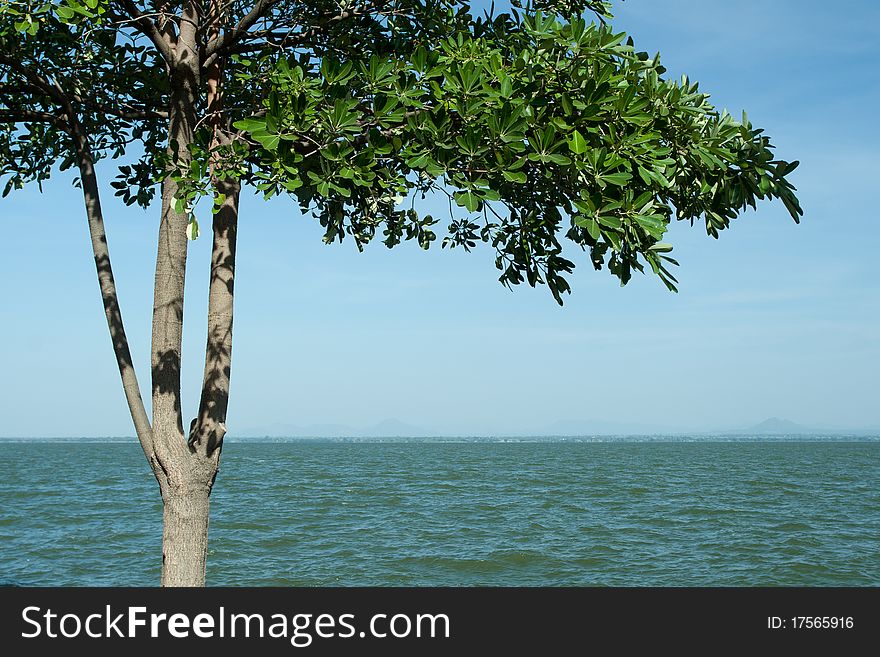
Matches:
[[282, 3, 382, 48], [190, 175, 239, 458], [0, 57, 168, 121], [204, 0, 280, 63], [189, 1, 238, 459], [67, 116, 158, 478], [0, 53, 67, 106], [0, 110, 69, 129], [148, 0, 204, 479], [69, 93, 169, 120], [203, 1, 381, 67], [114, 0, 177, 62]]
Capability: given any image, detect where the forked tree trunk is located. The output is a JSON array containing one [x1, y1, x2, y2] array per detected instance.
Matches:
[[151, 0, 217, 587], [153, 0, 239, 586], [68, 0, 239, 586], [77, 108, 235, 586], [64, 56, 211, 585], [70, 95, 211, 585], [45, 0, 245, 587], [157, 179, 239, 587], [158, 179, 239, 586]]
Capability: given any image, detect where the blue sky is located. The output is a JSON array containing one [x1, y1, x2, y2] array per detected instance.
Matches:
[[1, 0, 878, 436]]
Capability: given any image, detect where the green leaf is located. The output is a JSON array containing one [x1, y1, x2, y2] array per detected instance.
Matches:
[[600, 172, 632, 186], [567, 129, 588, 155], [779, 160, 800, 176], [634, 214, 666, 239], [454, 190, 481, 212], [574, 216, 601, 240], [634, 214, 665, 230], [597, 214, 622, 230], [251, 132, 280, 150], [502, 170, 527, 184], [186, 218, 199, 241], [500, 76, 513, 98], [406, 152, 432, 169], [232, 118, 267, 133], [548, 154, 572, 166]]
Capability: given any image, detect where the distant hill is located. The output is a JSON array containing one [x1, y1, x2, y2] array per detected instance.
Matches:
[[739, 417, 820, 435]]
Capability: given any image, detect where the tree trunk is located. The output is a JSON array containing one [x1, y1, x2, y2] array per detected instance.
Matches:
[[189, 3, 239, 460], [161, 484, 212, 587], [159, 0, 242, 585], [155, 179, 239, 586], [37, 0, 244, 587], [150, 0, 220, 587], [71, 122, 158, 475], [191, 179, 239, 455]]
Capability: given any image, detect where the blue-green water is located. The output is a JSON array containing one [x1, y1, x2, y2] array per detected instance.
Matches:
[[0, 440, 877, 586]]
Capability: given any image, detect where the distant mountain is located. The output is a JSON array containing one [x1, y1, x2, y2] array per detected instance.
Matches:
[[740, 417, 819, 435]]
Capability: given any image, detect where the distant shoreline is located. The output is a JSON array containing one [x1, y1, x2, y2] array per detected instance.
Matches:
[[1, 435, 877, 444]]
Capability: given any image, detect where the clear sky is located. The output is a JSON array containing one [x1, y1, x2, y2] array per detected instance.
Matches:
[[1, 0, 878, 437]]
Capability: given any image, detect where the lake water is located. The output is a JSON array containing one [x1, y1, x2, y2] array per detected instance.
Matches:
[[0, 440, 877, 586]]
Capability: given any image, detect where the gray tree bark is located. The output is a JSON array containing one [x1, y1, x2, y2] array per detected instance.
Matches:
[[71, 118, 160, 480], [150, 0, 239, 586], [150, 0, 220, 587]]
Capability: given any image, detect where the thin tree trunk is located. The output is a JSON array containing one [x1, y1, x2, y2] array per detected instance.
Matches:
[[151, 170, 191, 463], [151, 29, 198, 465], [189, 0, 239, 462], [71, 122, 160, 479], [191, 178, 239, 457]]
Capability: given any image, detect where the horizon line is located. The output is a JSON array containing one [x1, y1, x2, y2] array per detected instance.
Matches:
[[1, 434, 877, 443]]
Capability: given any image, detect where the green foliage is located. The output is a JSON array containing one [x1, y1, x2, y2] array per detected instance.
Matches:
[[0, 1, 803, 304], [228, 10, 802, 302], [0, 1, 165, 199]]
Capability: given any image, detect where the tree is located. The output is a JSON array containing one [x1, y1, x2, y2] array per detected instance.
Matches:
[[0, 0, 802, 586]]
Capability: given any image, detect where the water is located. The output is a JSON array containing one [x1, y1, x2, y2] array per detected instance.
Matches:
[[0, 440, 877, 586]]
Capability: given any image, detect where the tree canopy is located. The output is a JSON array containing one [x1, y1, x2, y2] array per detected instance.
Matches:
[[1, 0, 802, 304]]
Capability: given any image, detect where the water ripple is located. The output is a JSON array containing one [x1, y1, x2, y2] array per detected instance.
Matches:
[[0, 441, 877, 586]]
